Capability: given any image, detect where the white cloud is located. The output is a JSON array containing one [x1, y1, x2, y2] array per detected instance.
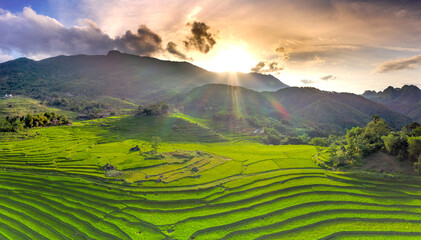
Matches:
[[0, 52, 13, 63]]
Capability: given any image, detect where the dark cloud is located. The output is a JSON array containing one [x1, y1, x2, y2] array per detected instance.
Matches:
[[250, 61, 283, 74], [184, 21, 216, 54], [250, 61, 266, 72], [115, 25, 162, 56], [301, 79, 316, 84], [275, 46, 290, 61], [166, 42, 190, 60], [374, 54, 421, 73], [320, 75, 336, 80], [250, 46, 287, 74], [268, 62, 283, 72], [0, 8, 164, 58]]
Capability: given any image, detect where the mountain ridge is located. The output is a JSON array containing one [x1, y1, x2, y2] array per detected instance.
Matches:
[[0, 51, 288, 103], [363, 85, 421, 122], [179, 84, 412, 136]]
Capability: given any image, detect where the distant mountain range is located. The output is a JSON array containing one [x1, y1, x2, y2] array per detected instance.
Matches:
[[180, 84, 412, 135], [0, 51, 418, 135], [0, 50, 287, 103], [363, 85, 421, 122]]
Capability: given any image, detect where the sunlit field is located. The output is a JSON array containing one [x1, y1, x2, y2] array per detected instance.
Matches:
[[0, 115, 420, 239], [2, 1, 421, 239]]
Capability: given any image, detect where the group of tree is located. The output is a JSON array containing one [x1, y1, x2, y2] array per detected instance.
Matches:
[[48, 97, 111, 114], [262, 127, 311, 145], [0, 112, 70, 132], [136, 103, 169, 117], [311, 115, 421, 173]]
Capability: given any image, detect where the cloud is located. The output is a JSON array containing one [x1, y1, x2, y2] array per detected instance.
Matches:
[[0, 52, 13, 63], [115, 25, 162, 55], [301, 79, 316, 85], [184, 21, 216, 54], [250, 61, 265, 72], [320, 75, 336, 80], [251, 46, 288, 74], [166, 41, 190, 60], [275, 47, 289, 61], [0, 8, 115, 57], [374, 54, 421, 73], [0, 7, 164, 58], [250, 61, 284, 74]]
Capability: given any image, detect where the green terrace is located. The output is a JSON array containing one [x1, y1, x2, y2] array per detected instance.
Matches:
[[0, 114, 421, 239]]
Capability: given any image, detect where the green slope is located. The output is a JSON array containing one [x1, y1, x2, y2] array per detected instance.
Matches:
[[0, 95, 77, 119], [0, 115, 421, 239], [0, 51, 287, 103], [177, 84, 412, 135]]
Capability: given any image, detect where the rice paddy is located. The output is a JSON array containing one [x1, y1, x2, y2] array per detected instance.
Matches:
[[1, 115, 421, 239]]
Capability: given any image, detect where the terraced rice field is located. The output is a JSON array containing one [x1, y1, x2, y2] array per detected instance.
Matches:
[[1, 115, 421, 239]]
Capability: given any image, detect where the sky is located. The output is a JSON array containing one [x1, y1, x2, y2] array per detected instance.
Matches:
[[1, 0, 421, 93]]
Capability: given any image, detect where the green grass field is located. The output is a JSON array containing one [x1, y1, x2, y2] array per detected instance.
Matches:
[[1, 114, 421, 239], [0, 96, 78, 119]]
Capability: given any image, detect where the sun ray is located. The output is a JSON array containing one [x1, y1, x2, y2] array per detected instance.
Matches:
[[196, 44, 256, 73]]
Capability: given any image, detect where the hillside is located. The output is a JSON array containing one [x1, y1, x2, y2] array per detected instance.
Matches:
[[0, 51, 287, 103], [363, 85, 421, 122], [178, 84, 412, 135], [272, 87, 412, 132], [178, 84, 279, 119], [0, 95, 77, 119], [2, 115, 421, 239]]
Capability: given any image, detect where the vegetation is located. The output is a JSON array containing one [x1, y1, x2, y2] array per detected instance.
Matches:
[[179, 84, 412, 139], [0, 111, 69, 132], [0, 52, 284, 104], [1, 53, 421, 238], [316, 116, 421, 174], [136, 102, 169, 116], [0, 95, 77, 119], [1, 114, 421, 239]]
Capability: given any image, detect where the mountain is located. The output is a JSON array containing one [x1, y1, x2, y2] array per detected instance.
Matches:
[[0, 50, 288, 103], [178, 84, 279, 119], [362, 85, 421, 122], [272, 87, 411, 132], [216, 72, 289, 91], [179, 84, 412, 135]]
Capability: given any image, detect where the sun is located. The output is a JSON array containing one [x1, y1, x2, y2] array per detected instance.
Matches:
[[196, 44, 256, 73]]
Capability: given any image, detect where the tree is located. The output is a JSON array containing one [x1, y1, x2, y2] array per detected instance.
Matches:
[[411, 127, 421, 137], [408, 137, 421, 161], [371, 114, 380, 123], [414, 154, 421, 174], [151, 136, 162, 153], [24, 113, 34, 128], [363, 118, 391, 149], [263, 128, 282, 145], [309, 137, 329, 147], [299, 133, 311, 144], [382, 132, 408, 160], [402, 122, 421, 133], [11, 118, 24, 132]]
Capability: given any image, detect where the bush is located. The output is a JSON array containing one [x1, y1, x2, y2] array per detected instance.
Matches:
[[137, 102, 169, 116], [382, 132, 408, 160], [414, 154, 421, 174], [151, 136, 162, 153], [212, 112, 235, 121], [408, 137, 421, 161], [310, 137, 329, 147], [263, 128, 282, 145]]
